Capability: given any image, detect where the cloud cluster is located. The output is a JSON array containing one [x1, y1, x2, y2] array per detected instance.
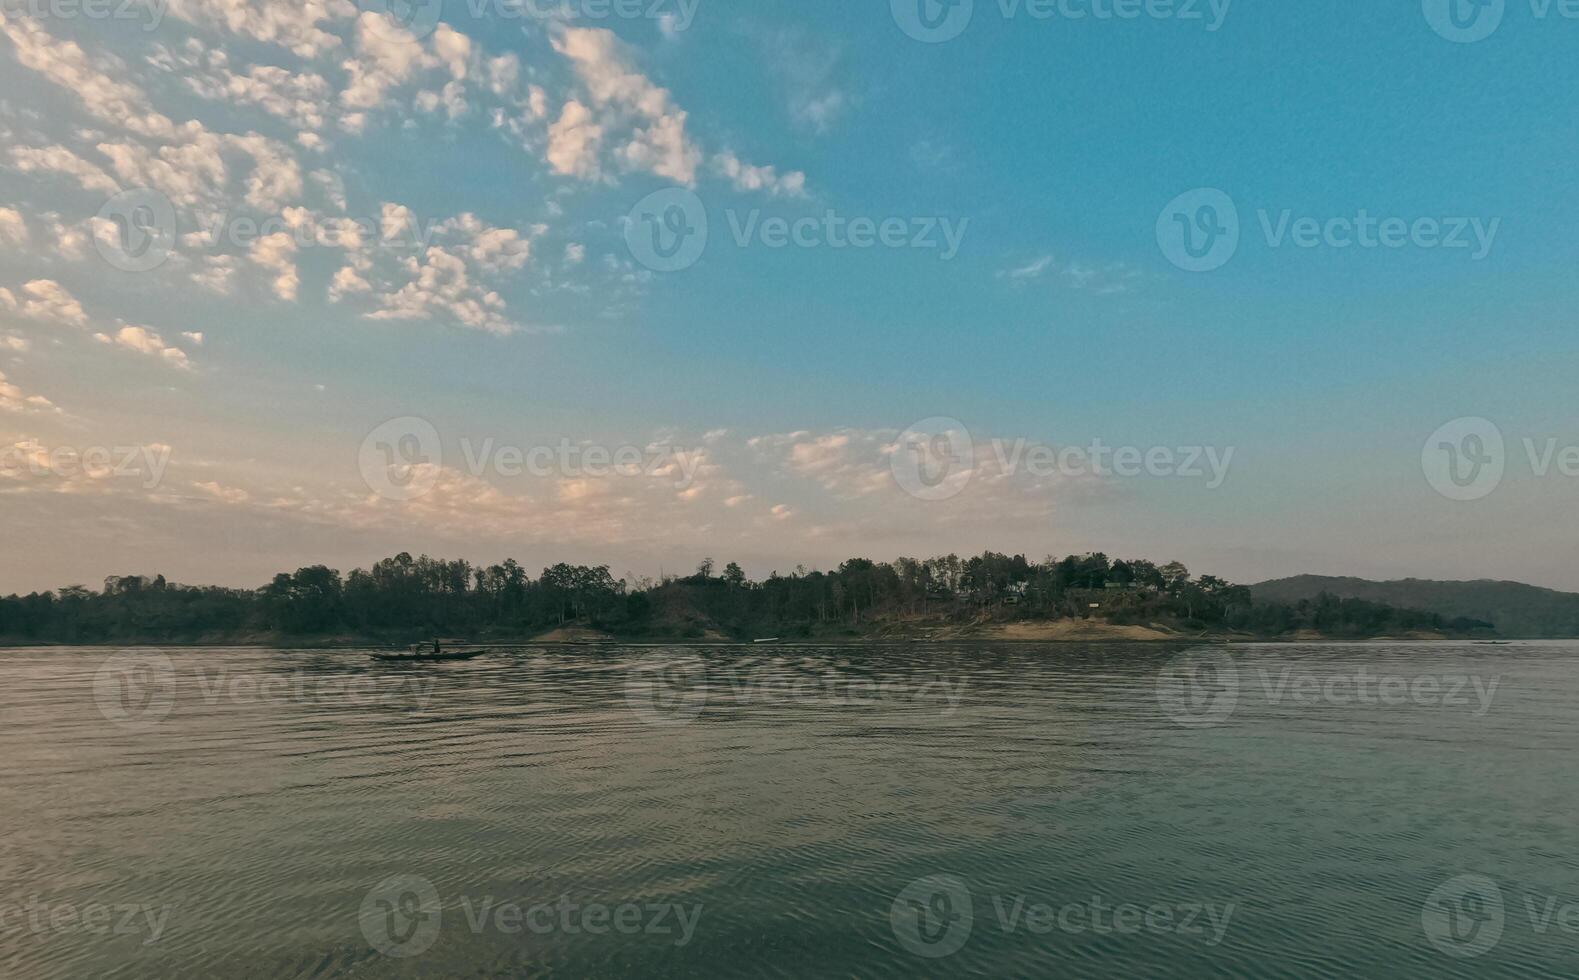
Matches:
[[2, 280, 196, 371]]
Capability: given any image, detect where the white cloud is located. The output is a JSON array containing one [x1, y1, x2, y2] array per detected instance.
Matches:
[[163, 0, 349, 59], [248, 232, 299, 300], [40, 213, 88, 260], [0, 208, 28, 247], [192, 255, 241, 294], [328, 264, 372, 301], [546, 99, 604, 179], [712, 151, 807, 198], [96, 133, 229, 209], [0, 369, 58, 414], [792, 91, 846, 133], [431, 24, 471, 81], [439, 213, 534, 273], [0, 15, 176, 139], [997, 254, 1141, 294], [757, 27, 849, 135], [485, 54, 519, 97], [10, 144, 120, 195], [340, 13, 436, 112], [13, 279, 88, 327], [94, 324, 193, 369], [193, 479, 251, 503], [366, 245, 517, 335], [227, 132, 303, 211], [309, 169, 347, 210], [552, 27, 700, 184], [415, 80, 467, 120], [184, 59, 333, 132], [999, 255, 1053, 281]]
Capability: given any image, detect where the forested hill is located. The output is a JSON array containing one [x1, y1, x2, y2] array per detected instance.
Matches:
[[1253, 576, 1579, 638], [0, 552, 1496, 644]]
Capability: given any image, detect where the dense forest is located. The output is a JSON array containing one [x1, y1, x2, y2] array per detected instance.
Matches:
[[0, 551, 1495, 643], [1253, 575, 1579, 639]]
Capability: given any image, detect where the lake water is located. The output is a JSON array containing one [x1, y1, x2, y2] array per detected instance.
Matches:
[[1, 642, 1575, 978]]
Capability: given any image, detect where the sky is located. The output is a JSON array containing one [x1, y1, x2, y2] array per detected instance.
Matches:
[[2, 0, 1578, 594]]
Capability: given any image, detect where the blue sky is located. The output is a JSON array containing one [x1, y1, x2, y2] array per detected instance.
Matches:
[[2, 0, 1578, 592]]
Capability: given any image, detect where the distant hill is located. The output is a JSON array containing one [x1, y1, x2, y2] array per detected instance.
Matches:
[[1251, 576, 1579, 638]]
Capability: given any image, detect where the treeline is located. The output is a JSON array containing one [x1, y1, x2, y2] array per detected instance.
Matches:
[[0, 551, 1493, 643]]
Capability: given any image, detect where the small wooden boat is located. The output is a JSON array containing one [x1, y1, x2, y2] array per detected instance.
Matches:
[[371, 642, 486, 663]]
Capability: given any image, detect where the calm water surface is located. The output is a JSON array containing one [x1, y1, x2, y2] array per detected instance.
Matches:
[[1, 642, 1576, 978]]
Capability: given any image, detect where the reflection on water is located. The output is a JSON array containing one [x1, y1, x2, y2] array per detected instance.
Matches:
[[1, 642, 1576, 978]]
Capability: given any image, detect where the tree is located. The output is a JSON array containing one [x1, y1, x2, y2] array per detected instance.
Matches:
[[723, 562, 746, 587], [1160, 561, 1191, 592]]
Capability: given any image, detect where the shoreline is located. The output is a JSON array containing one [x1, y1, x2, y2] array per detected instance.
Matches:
[[0, 631, 1528, 650]]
